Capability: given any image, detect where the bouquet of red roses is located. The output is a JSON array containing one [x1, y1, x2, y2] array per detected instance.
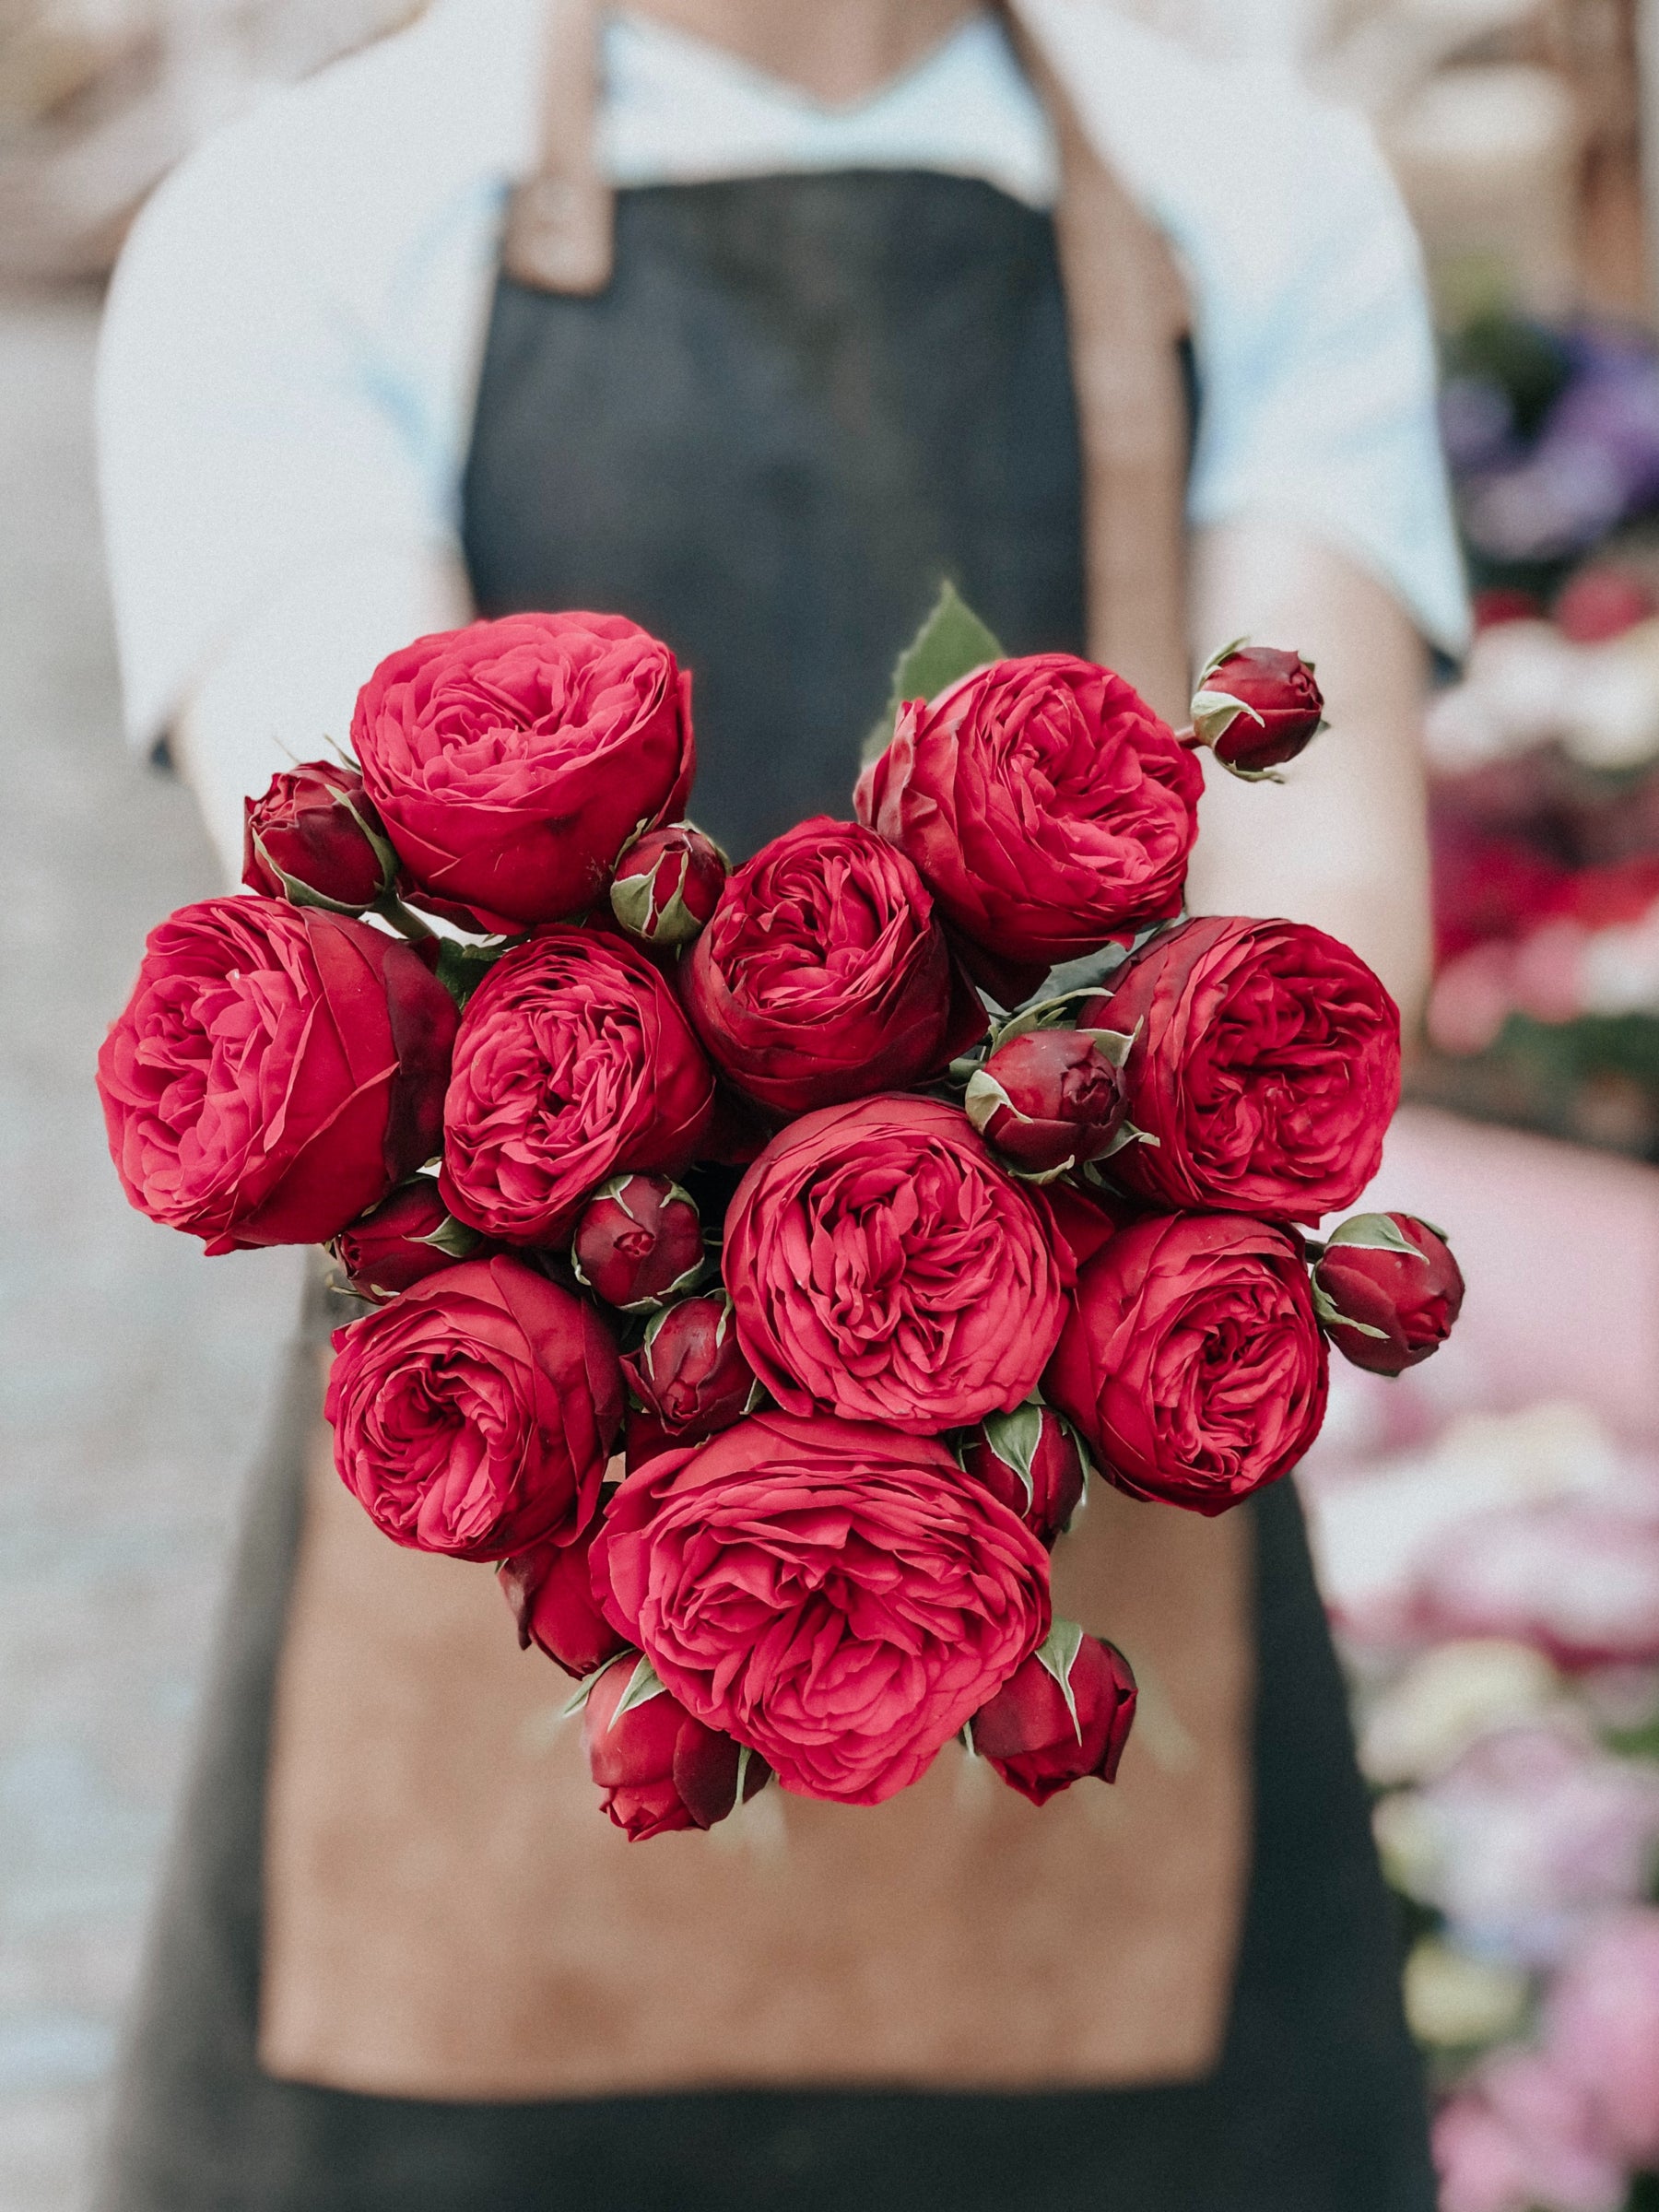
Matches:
[[98, 593, 1464, 1840]]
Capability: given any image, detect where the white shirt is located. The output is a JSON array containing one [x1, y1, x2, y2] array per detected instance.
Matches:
[[97, 0, 1468, 882]]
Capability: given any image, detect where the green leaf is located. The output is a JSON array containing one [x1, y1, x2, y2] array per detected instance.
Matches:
[[1035, 1619, 1088, 1743], [434, 936, 512, 1008], [865, 581, 1006, 759]]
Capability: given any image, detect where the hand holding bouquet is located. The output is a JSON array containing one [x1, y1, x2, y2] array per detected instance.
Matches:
[[100, 592, 1462, 1837]]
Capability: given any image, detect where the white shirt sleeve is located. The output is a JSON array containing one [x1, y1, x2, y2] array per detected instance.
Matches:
[[94, 15, 502, 880], [1013, 1, 1470, 659]]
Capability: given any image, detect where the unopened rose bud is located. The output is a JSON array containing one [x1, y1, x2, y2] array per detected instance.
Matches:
[[1190, 642, 1325, 779], [582, 1652, 771, 1840], [971, 1624, 1136, 1805], [331, 1178, 480, 1300], [960, 1403, 1088, 1547], [571, 1173, 704, 1312], [499, 1517, 628, 1679], [963, 1029, 1127, 1177], [621, 1292, 761, 1441], [610, 823, 728, 948], [242, 759, 397, 912], [1312, 1211, 1465, 1377]]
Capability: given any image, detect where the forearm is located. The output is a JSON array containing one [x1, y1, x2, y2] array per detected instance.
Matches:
[[1184, 518, 1434, 1026]]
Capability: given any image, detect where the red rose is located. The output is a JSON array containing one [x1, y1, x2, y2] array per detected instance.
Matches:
[[440, 929, 714, 1247], [571, 1173, 704, 1311], [324, 1255, 622, 1559], [856, 653, 1202, 971], [352, 613, 693, 933], [959, 1403, 1088, 1547], [964, 1029, 1126, 1176], [592, 1410, 1052, 1805], [1046, 1213, 1328, 1516], [1191, 643, 1325, 778], [682, 818, 983, 1117], [1312, 1212, 1465, 1376], [98, 896, 457, 1254], [241, 759, 396, 912], [971, 1626, 1137, 1804], [331, 1177, 480, 1300], [1087, 915, 1400, 1223], [723, 1095, 1069, 1433], [582, 1654, 771, 1841], [499, 1515, 629, 1678], [609, 822, 727, 947], [621, 1292, 760, 1443]]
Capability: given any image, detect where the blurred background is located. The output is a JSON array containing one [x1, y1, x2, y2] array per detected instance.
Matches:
[[5, 4, 1659, 2208]]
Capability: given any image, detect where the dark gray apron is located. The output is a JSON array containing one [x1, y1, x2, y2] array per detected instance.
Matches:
[[95, 171, 1434, 2211]]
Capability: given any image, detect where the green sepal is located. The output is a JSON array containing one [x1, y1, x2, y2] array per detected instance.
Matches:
[[418, 1212, 483, 1261], [1326, 1212, 1430, 1259], [1035, 1618, 1088, 1744], [863, 581, 1006, 760], [560, 1647, 630, 1718], [979, 1402, 1047, 1512], [610, 1652, 670, 1727], [1311, 1278, 1391, 1340]]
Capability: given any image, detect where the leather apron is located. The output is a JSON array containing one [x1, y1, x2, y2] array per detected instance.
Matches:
[[259, 0, 1251, 2103]]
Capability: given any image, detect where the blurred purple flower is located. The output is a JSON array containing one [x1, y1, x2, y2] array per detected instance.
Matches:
[[1433, 2050, 1626, 2212], [1546, 1908, 1659, 2169]]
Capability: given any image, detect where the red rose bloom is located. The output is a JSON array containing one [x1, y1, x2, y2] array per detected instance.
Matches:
[[325, 1255, 622, 1559], [98, 896, 456, 1254], [440, 929, 714, 1247], [1313, 1212, 1465, 1376], [723, 1096, 1069, 1433], [857, 653, 1202, 971], [1088, 915, 1400, 1223], [331, 1177, 480, 1301], [592, 1410, 1052, 1805], [682, 818, 983, 1117], [499, 1516, 629, 1679], [1045, 1213, 1328, 1515], [571, 1173, 704, 1311], [241, 759, 395, 912], [972, 1628, 1137, 1804], [582, 1655, 771, 1841], [352, 613, 693, 933]]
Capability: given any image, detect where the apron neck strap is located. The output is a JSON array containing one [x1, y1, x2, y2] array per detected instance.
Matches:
[[502, 0, 1192, 720]]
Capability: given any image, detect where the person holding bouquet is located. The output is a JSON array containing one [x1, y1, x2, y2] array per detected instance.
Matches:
[[92, 1, 1467, 2206]]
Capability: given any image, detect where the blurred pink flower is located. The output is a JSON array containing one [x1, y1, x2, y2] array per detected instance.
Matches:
[[1434, 2051, 1626, 2212], [1546, 1909, 1659, 2167], [1380, 1724, 1659, 1964], [1417, 1498, 1659, 1669]]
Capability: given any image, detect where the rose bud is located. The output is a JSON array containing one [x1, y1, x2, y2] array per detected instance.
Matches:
[[959, 1403, 1088, 1547], [499, 1517, 628, 1679], [622, 1292, 760, 1441], [331, 1178, 481, 1301], [582, 1652, 771, 1841], [242, 759, 397, 912], [1189, 642, 1325, 779], [963, 1028, 1127, 1177], [971, 1624, 1137, 1805], [610, 823, 728, 947], [1312, 1212, 1465, 1377], [571, 1173, 704, 1312]]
